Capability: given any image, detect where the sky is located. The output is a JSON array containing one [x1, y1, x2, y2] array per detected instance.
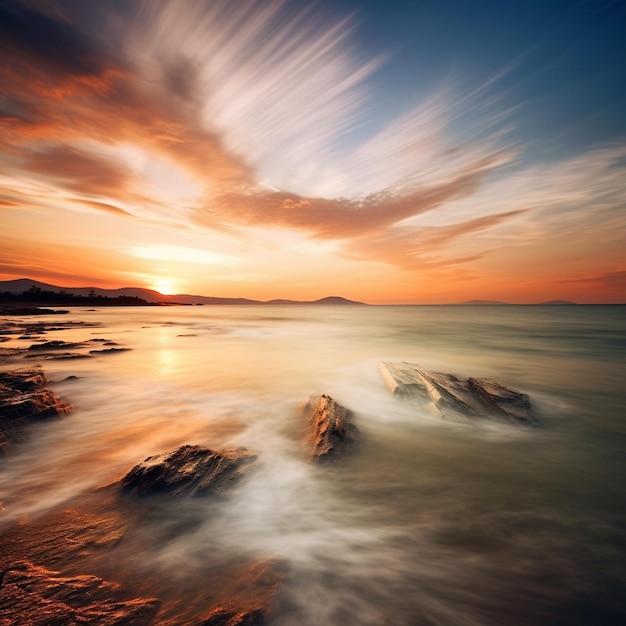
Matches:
[[1, 0, 625, 304]]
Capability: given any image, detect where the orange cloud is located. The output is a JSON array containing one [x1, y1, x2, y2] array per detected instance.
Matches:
[[198, 165, 495, 239], [65, 198, 135, 218], [559, 270, 626, 290], [23, 144, 133, 197]]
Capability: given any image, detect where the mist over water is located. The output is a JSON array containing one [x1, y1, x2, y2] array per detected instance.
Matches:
[[1, 305, 625, 625]]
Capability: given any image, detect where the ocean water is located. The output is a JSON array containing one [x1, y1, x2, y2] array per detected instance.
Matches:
[[1, 304, 625, 625]]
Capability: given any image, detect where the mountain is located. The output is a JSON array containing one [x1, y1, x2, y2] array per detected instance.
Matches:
[[0, 278, 366, 306], [265, 296, 365, 305], [0, 279, 164, 301]]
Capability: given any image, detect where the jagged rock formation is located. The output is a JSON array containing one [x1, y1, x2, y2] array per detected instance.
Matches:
[[0, 367, 72, 454], [0, 560, 159, 625], [119, 445, 256, 498], [379, 362, 537, 426], [302, 394, 359, 461]]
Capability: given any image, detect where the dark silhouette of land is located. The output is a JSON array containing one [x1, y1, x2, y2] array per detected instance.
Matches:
[[0, 279, 367, 307]]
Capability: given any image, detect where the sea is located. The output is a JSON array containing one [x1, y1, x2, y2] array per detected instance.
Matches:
[[1, 304, 625, 625]]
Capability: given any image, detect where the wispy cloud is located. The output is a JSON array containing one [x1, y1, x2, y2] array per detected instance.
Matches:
[[129, 245, 234, 266], [22, 144, 134, 197], [559, 270, 626, 289]]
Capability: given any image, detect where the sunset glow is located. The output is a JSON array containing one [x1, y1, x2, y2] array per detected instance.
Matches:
[[149, 277, 176, 296], [1, 0, 625, 303]]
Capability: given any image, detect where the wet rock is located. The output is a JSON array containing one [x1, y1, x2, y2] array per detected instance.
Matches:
[[0, 348, 23, 358], [24, 352, 92, 360], [0, 367, 72, 453], [379, 362, 537, 426], [27, 340, 84, 351], [200, 607, 266, 625], [0, 560, 159, 625], [302, 394, 359, 461], [120, 445, 256, 498], [0, 307, 69, 315], [199, 559, 286, 626], [89, 347, 131, 354]]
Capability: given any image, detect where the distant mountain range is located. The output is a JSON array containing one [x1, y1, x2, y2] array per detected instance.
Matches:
[[0, 278, 367, 306], [0, 278, 585, 306]]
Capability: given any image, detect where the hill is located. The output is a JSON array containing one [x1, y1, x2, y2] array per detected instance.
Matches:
[[0, 279, 366, 306]]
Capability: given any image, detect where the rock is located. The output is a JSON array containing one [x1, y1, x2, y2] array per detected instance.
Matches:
[[27, 340, 84, 351], [0, 348, 23, 357], [0, 560, 159, 625], [119, 445, 256, 498], [199, 559, 286, 626], [302, 394, 359, 461], [89, 347, 131, 354], [0, 367, 72, 454], [24, 352, 93, 360], [0, 307, 69, 315], [200, 607, 266, 625], [379, 362, 537, 426]]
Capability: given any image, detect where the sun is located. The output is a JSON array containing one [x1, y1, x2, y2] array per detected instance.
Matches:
[[150, 277, 176, 295]]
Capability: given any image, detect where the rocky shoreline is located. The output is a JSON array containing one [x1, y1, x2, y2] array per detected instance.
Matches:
[[1, 315, 539, 624]]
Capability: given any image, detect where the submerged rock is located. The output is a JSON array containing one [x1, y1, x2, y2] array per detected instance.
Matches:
[[302, 394, 359, 461], [200, 607, 266, 625], [119, 445, 256, 498], [24, 351, 92, 360], [0, 367, 72, 454], [379, 362, 537, 426], [0, 560, 159, 625], [199, 559, 286, 626], [89, 347, 131, 354], [27, 340, 84, 351]]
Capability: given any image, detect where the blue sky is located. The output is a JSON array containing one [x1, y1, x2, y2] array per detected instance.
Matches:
[[336, 0, 626, 156]]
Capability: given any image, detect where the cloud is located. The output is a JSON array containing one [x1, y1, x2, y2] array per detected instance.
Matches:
[[0, 1, 254, 203], [66, 198, 135, 217], [129, 245, 234, 266], [23, 144, 134, 197], [0, 1, 112, 80], [341, 210, 525, 271], [559, 270, 626, 289], [0, 236, 131, 288], [197, 157, 505, 240]]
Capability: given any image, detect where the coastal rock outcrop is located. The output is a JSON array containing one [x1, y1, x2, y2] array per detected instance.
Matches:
[[119, 445, 256, 498], [379, 361, 537, 426], [0, 366, 72, 454], [0, 560, 159, 625], [302, 394, 359, 461]]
